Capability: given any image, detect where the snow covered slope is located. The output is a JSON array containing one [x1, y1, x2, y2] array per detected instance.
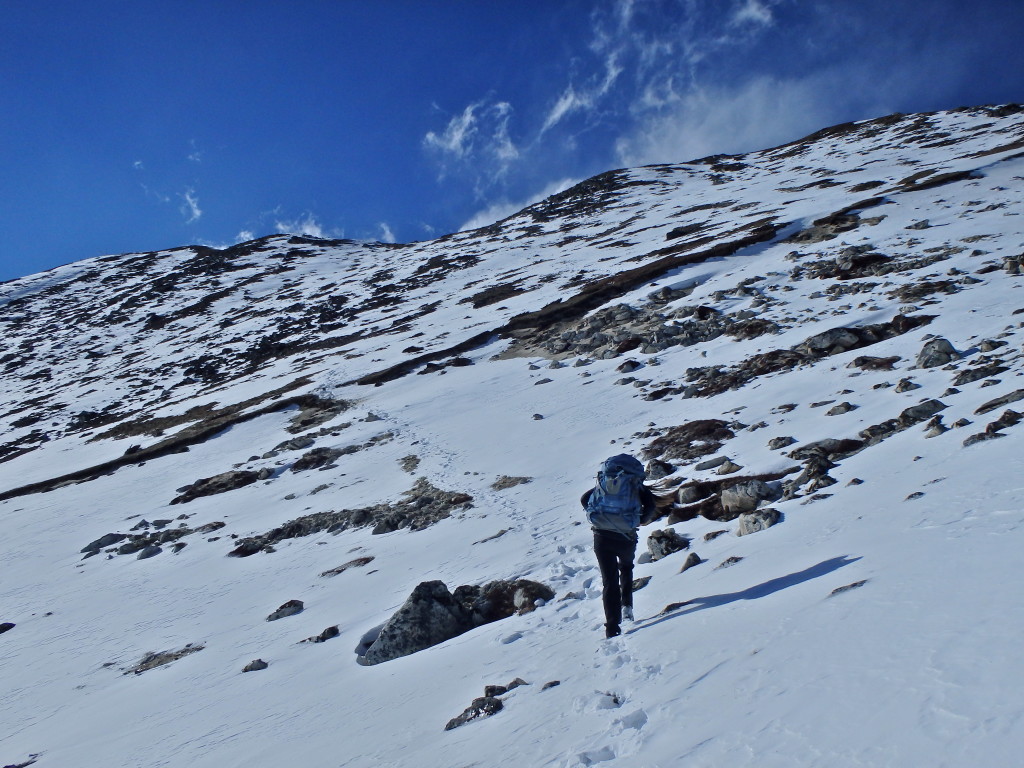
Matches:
[[2, 105, 1024, 768]]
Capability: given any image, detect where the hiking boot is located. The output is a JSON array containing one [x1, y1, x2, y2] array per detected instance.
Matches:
[[605, 625, 621, 639], [622, 606, 634, 622]]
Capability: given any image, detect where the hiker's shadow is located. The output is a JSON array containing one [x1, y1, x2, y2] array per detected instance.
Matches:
[[631, 555, 861, 633]]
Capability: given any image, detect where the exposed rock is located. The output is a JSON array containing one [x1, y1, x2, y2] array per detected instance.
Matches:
[[320, 556, 374, 577], [361, 578, 553, 665], [767, 436, 797, 450], [242, 659, 269, 672], [300, 626, 340, 644], [704, 530, 728, 542], [830, 580, 868, 597], [954, 361, 1010, 386], [826, 402, 857, 416], [679, 552, 702, 573], [399, 454, 421, 473], [171, 470, 260, 504], [645, 459, 675, 480], [736, 508, 782, 536], [848, 355, 901, 370], [895, 377, 921, 392], [695, 456, 731, 471], [975, 389, 1024, 415], [647, 529, 691, 561], [789, 438, 865, 461], [229, 478, 473, 555], [291, 447, 345, 472], [720, 480, 775, 515], [444, 696, 503, 731], [0, 622, 15, 634], [266, 599, 304, 621], [136, 545, 162, 560], [642, 420, 736, 463], [491, 475, 533, 490], [632, 576, 652, 591], [542, 680, 561, 691], [916, 338, 957, 368], [716, 459, 742, 475], [81, 532, 128, 554], [714, 556, 744, 570], [127, 644, 203, 675]]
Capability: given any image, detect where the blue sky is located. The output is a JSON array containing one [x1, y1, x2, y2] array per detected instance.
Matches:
[[2, 0, 1022, 281]]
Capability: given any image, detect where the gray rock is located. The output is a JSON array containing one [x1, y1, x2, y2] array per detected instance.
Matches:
[[916, 338, 957, 368], [0, 622, 14, 634], [171, 470, 260, 504], [720, 480, 773, 515], [81, 532, 128, 554], [647, 529, 691, 561], [242, 659, 269, 672], [362, 581, 472, 665], [136, 545, 162, 560], [826, 402, 857, 416], [361, 578, 553, 665], [767, 436, 797, 450], [736, 508, 781, 536], [300, 626, 340, 644], [679, 552, 702, 573], [694, 455, 730, 471], [444, 696, 503, 731], [716, 460, 742, 475], [266, 600, 304, 621]]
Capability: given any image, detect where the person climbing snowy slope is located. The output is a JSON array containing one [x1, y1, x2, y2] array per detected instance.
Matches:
[[581, 454, 657, 638]]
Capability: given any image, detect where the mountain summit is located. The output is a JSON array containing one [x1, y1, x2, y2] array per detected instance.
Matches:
[[2, 105, 1024, 767]]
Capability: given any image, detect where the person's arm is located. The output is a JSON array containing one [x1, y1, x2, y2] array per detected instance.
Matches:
[[580, 489, 593, 508]]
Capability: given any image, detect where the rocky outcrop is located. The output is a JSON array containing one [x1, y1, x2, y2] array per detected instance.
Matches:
[[720, 480, 777, 515], [647, 529, 690, 561], [360, 578, 553, 665], [171, 470, 260, 504], [266, 600, 304, 621], [916, 337, 957, 368], [444, 678, 529, 730], [736, 508, 782, 536], [127, 644, 203, 675], [242, 659, 269, 672], [228, 478, 473, 556]]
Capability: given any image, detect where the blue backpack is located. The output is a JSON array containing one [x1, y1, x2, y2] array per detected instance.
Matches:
[[587, 454, 645, 528]]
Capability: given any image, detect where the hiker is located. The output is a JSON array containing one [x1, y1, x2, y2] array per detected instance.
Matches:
[[581, 454, 657, 638]]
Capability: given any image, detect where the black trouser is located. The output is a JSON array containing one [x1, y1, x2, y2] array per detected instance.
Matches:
[[594, 529, 636, 633]]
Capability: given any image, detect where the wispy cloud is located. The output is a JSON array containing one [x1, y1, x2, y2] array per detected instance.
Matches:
[[274, 212, 343, 239], [377, 222, 396, 243], [180, 188, 202, 223], [730, 0, 777, 27], [423, 99, 519, 182]]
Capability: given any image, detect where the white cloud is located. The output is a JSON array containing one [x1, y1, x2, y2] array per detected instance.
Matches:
[[424, 100, 519, 177], [133, 160, 144, 171], [236, 230, 256, 242], [424, 103, 480, 160], [377, 222, 396, 243], [275, 213, 329, 238], [614, 73, 891, 167], [180, 188, 202, 223], [541, 51, 623, 133], [730, 0, 776, 27], [460, 177, 578, 232]]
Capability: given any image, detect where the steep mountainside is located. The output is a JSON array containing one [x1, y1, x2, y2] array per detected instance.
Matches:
[[2, 105, 1024, 768]]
